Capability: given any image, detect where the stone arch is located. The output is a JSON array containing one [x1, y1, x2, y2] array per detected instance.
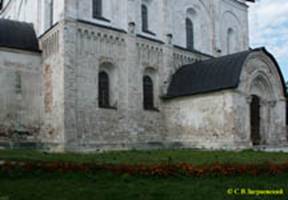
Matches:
[[249, 72, 275, 101], [241, 53, 285, 99], [248, 73, 275, 145], [238, 51, 286, 146]]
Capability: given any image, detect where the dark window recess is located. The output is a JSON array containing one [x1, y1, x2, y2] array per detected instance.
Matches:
[[15, 72, 22, 94], [250, 95, 261, 146], [141, 4, 149, 32], [98, 71, 110, 108], [93, 0, 102, 18], [0, 0, 3, 10], [143, 76, 155, 110], [186, 18, 194, 50], [286, 99, 288, 125], [49, 0, 54, 26]]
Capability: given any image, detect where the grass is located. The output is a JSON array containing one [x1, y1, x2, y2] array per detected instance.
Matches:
[[1, 149, 288, 165], [1, 149, 288, 200], [1, 172, 288, 200]]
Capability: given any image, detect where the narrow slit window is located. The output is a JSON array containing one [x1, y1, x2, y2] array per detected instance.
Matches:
[[227, 28, 234, 54], [93, 0, 102, 18], [186, 18, 194, 50], [49, 0, 54, 26], [142, 4, 148, 32], [98, 71, 110, 108], [0, 0, 3, 10], [143, 75, 154, 110], [15, 72, 22, 94]]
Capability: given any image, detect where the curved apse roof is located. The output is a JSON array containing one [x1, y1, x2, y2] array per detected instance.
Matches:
[[165, 48, 286, 99], [0, 19, 39, 52]]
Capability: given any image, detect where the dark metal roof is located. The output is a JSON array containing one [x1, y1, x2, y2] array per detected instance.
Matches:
[[165, 48, 286, 99], [0, 19, 40, 52]]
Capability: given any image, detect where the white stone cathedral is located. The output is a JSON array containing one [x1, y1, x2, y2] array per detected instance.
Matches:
[[0, 0, 286, 152]]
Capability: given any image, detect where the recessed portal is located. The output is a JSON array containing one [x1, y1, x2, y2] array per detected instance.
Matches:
[[250, 95, 261, 146]]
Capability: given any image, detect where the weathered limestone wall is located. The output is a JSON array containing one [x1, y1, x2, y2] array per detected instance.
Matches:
[[60, 19, 209, 151], [163, 50, 287, 151], [39, 23, 65, 151], [216, 0, 249, 55], [63, 0, 249, 57], [164, 91, 238, 150], [1, 0, 249, 56], [0, 48, 41, 146], [62, 20, 164, 151]]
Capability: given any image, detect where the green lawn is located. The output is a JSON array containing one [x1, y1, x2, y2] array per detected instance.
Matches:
[[1, 149, 288, 165], [1, 149, 288, 200]]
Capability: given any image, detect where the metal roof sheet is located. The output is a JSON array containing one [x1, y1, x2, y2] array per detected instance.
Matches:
[[0, 19, 39, 52], [165, 48, 286, 99]]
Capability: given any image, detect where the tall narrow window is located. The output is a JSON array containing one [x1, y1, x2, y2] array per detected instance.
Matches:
[[141, 4, 148, 32], [15, 72, 22, 94], [0, 0, 3, 10], [44, 0, 53, 30], [286, 99, 288, 125], [227, 28, 234, 54], [186, 18, 194, 50], [49, 0, 54, 26], [98, 71, 110, 108], [93, 0, 102, 18], [250, 95, 261, 146], [143, 76, 154, 110]]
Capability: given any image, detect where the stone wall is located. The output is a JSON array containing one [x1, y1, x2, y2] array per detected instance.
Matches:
[[39, 22, 65, 152], [1, 0, 249, 56], [59, 19, 210, 151], [0, 48, 41, 147], [64, 0, 249, 57], [164, 91, 238, 150]]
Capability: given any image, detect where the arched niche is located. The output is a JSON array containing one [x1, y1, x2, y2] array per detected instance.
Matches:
[[98, 61, 118, 109], [220, 11, 242, 55], [238, 51, 286, 146], [173, 0, 212, 54]]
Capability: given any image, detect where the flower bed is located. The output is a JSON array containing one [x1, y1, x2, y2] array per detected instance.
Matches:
[[1, 160, 288, 177]]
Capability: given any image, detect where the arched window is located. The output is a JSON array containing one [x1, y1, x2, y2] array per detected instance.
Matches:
[[93, 0, 102, 18], [98, 71, 110, 108], [141, 4, 149, 32], [143, 75, 154, 110], [186, 18, 194, 50], [227, 28, 234, 54]]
